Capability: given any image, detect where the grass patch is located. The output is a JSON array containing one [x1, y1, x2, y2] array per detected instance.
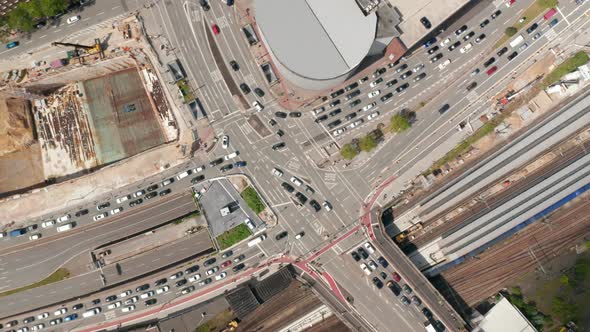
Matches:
[[172, 210, 201, 225], [542, 51, 589, 88], [216, 224, 251, 250], [0, 268, 70, 298], [195, 309, 235, 332], [493, 0, 549, 49], [176, 79, 194, 103], [241, 186, 265, 214]]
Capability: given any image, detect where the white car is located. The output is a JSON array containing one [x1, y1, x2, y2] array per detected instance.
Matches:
[[215, 272, 227, 280], [332, 128, 346, 136], [140, 290, 155, 299], [17, 327, 29, 332], [367, 90, 380, 98], [121, 305, 135, 313], [116, 195, 131, 204], [224, 151, 239, 160], [124, 296, 138, 305], [194, 165, 205, 173], [367, 112, 379, 120], [271, 168, 283, 177], [93, 212, 108, 221], [364, 242, 375, 254], [29, 233, 41, 241], [188, 274, 202, 283], [438, 59, 451, 70], [54, 308, 67, 316], [369, 80, 380, 88], [49, 318, 62, 326], [367, 260, 378, 271], [110, 207, 123, 215], [119, 290, 132, 298], [221, 135, 229, 149], [245, 218, 255, 230], [37, 312, 49, 320], [66, 15, 80, 24], [156, 286, 170, 294], [290, 176, 303, 186], [439, 37, 451, 47], [348, 119, 363, 129], [460, 43, 473, 53], [253, 100, 264, 112], [412, 64, 424, 73], [107, 301, 122, 310], [133, 190, 145, 198], [360, 263, 371, 275], [362, 102, 376, 112], [41, 220, 56, 228], [31, 324, 45, 331], [206, 267, 219, 275], [295, 232, 304, 239], [56, 214, 70, 223], [323, 201, 333, 211]]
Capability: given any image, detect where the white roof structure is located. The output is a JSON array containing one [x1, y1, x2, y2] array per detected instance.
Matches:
[[255, 0, 377, 89], [474, 297, 537, 332]]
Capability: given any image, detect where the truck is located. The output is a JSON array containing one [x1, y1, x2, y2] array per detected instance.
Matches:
[[9, 228, 27, 238], [247, 234, 267, 247], [50, 59, 68, 69], [509, 35, 524, 48]]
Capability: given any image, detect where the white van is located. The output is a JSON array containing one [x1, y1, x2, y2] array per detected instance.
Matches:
[[82, 307, 101, 318], [56, 214, 70, 223], [176, 170, 192, 180], [247, 234, 267, 247], [56, 223, 74, 233], [116, 195, 131, 204], [224, 151, 239, 160]]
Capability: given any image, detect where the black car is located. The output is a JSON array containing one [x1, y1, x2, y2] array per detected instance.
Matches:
[[105, 295, 117, 302], [72, 303, 84, 311], [330, 89, 345, 99], [373, 67, 386, 77], [309, 200, 321, 212], [281, 182, 295, 193], [345, 112, 357, 121], [191, 175, 205, 183], [491, 10, 502, 19], [329, 99, 341, 108], [351, 251, 361, 261], [480, 19, 490, 28], [155, 278, 167, 286], [454, 25, 468, 35], [357, 247, 369, 259], [23, 316, 35, 324], [414, 72, 427, 82], [275, 111, 287, 118], [136, 284, 150, 292], [401, 296, 411, 305], [159, 189, 172, 196], [92, 298, 101, 305], [201, 278, 212, 285], [380, 92, 393, 102], [483, 57, 496, 67], [372, 277, 384, 289], [463, 31, 475, 41], [466, 82, 477, 92], [329, 109, 342, 117], [327, 120, 341, 129], [526, 23, 538, 34], [272, 142, 286, 151], [175, 279, 188, 287], [400, 70, 412, 79], [220, 164, 233, 172], [254, 88, 265, 97], [239, 83, 251, 94], [229, 60, 239, 71], [507, 51, 518, 61], [497, 47, 508, 56], [386, 79, 398, 88], [422, 307, 433, 320], [427, 45, 439, 54], [275, 231, 288, 241], [295, 192, 307, 204], [199, 0, 210, 10], [420, 16, 432, 29], [349, 99, 362, 108], [185, 265, 199, 274], [395, 83, 409, 93], [145, 191, 158, 199], [27, 224, 38, 232], [289, 112, 302, 118], [345, 82, 359, 91], [209, 158, 223, 167], [75, 209, 89, 217], [395, 63, 408, 73], [448, 41, 461, 51], [232, 263, 246, 272], [145, 299, 157, 306], [475, 33, 486, 44], [412, 296, 422, 306], [430, 53, 443, 63], [268, 118, 277, 126], [129, 199, 143, 207], [377, 256, 389, 268], [204, 258, 216, 266], [147, 184, 159, 192], [438, 103, 450, 115], [403, 284, 413, 294], [97, 202, 110, 210], [386, 281, 401, 296], [36, 21, 47, 29], [315, 114, 328, 123], [276, 129, 284, 137]]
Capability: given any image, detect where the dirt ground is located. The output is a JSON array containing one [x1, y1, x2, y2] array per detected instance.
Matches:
[[0, 142, 44, 194], [0, 97, 34, 156]]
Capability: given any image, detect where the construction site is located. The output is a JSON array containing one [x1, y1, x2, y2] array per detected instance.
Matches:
[[0, 18, 177, 195]]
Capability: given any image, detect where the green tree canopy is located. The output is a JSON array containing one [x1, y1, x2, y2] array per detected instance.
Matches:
[[22, 0, 44, 19], [505, 27, 517, 37], [389, 114, 410, 133], [7, 6, 34, 32], [537, 0, 558, 8], [359, 135, 378, 152], [340, 143, 358, 160], [40, 0, 68, 17]]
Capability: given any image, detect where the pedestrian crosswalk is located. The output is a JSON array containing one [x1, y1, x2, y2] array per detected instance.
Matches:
[[286, 158, 301, 171], [211, 69, 223, 82], [323, 172, 336, 183]]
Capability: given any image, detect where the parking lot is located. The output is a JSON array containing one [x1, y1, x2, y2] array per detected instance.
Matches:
[[196, 178, 265, 238]]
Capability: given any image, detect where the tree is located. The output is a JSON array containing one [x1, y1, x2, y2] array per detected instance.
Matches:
[[22, 0, 43, 19], [340, 143, 358, 160], [40, 0, 67, 18], [7, 6, 34, 32], [505, 27, 517, 37], [538, 0, 558, 8], [389, 114, 410, 133], [359, 135, 377, 152]]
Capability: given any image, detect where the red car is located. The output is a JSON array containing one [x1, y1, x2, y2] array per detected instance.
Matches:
[[392, 272, 402, 282], [487, 66, 498, 76], [211, 24, 220, 35], [221, 260, 232, 268]]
